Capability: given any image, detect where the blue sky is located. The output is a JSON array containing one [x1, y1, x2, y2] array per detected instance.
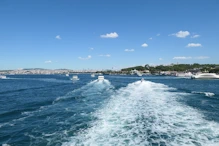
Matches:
[[0, 0, 219, 70]]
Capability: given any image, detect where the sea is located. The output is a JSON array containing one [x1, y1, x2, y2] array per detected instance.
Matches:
[[0, 74, 219, 146]]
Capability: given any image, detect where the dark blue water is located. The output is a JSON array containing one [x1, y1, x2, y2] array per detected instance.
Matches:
[[0, 75, 219, 146]]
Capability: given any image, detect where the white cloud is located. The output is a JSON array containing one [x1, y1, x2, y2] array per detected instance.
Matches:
[[124, 49, 135, 52], [55, 35, 61, 40], [173, 56, 209, 60], [173, 56, 192, 60], [157, 34, 160, 36], [45, 60, 52, 63], [100, 32, 118, 38], [149, 37, 153, 40], [99, 54, 111, 57], [159, 58, 163, 60], [171, 31, 190, 38], [141, 43, 148, 47], [186, 43, 202, 47], [78, 55, 92, 60], [194, 56, 209, 59], [191, 34, 200, 38]]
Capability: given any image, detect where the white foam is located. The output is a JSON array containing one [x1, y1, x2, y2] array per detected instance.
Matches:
[[63, 80, 219, 146], [2, 144, 11, 146], [54, 79, 113, 103], [192, 91, 215, 97]]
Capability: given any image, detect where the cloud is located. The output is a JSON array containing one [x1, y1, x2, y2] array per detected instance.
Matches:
[[45, 60, 52, 63], [99, 54, 111, 57], [191, 34, 200, 38], [149, 37, 153, 40], [194, 56, 209, 59], [170, 31, 190, 38], [159, 58, 163, 60], [78, 55, 92, 60], [173, 56, 209, 60], [124, 49, 135, 52], [100, 32, 118, 38], [173, 56, 192, 60], [186, 43, 202, 47], [141, 43, 148, 47], [90, 47, 94, 51], [157, 34, 160, 36], [55, 35, 61, 40]]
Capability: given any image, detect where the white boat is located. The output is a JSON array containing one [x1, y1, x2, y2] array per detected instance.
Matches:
[[176, 72, 193, 78], [98, 76, 104, 81], [66, 73, 69, 77], [91, 73, 95, 77], [141, 78, 144, 82], [72, 75, 79, 80], [131, 69, 142, 76], [191, 73, 219, 79], [136, 71, 142, 77], [0, 75, 7, 79]]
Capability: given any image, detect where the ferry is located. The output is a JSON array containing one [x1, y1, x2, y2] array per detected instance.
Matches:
[[191, 73, 219, 79]]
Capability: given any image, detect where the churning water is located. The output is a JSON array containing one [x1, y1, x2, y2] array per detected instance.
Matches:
[[1, 75, 219, 146]]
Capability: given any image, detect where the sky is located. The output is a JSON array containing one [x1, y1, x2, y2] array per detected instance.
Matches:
[[0, 0, 219, 70]]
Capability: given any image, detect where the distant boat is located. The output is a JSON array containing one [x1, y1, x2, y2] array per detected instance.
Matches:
[[91, 73, 95, 77], [96, 73, 102, 75], [136, 71, 142, 77], [0, 75, 7, 79], [66, 73, 69, 77], [191, 73, 219, 79], [98, 76, 104, 81], [141, 78, 144, 82], [176, 72, 193, 78], [71, 75, 79, 80], [131, 69, 142, 76]]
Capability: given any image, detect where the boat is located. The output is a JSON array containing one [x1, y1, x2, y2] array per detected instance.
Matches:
[[136, 71, 142, 77], [66, 73, 69, 77], [91, 73, 95, 77], [98, 76, 104, 81], [131, 69, 142, 76], [0, 75, 7, 79], [71, 75, 79, 80], [191, 73, 219, 79], [176, 72, 193, 78]]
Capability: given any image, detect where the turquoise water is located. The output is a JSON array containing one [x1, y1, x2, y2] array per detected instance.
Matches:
[[0, 74, 219, 146]]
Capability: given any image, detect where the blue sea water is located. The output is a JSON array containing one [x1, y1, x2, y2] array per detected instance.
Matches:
[[0, 74, 219, 146]]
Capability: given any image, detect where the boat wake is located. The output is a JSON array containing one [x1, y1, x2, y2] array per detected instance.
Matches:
[[54, 79, 113, 103], [63, 80, 219, 146], [0, 79, 115, 145]]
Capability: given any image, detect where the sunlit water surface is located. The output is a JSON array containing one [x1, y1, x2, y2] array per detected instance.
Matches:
[[1, 74, 219, 146]]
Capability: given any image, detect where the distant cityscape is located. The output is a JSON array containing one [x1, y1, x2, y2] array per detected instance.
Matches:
[[0, 68, 98, 75], [0, 63, 219, 75]]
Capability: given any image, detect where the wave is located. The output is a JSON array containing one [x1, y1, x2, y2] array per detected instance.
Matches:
[[0, 84, 69, 95], [2, 144, 11, 146], [192, 91, 215, 97], [63, 80, 219, 146], [53, 79, 114, 103]]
